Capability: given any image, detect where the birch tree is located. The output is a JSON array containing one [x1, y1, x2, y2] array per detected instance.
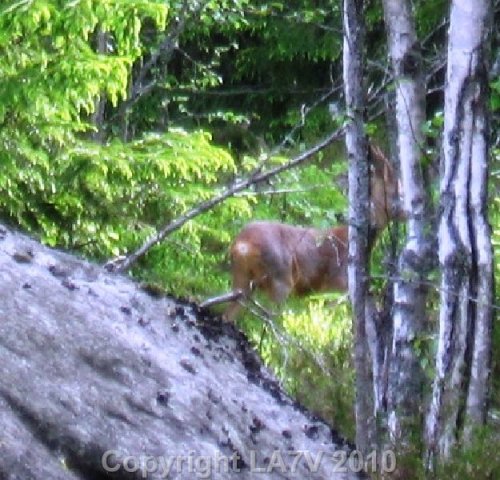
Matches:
[[343, 0, 374, 454], [425, 0, 494, 464], [382, 0, 429, 452]]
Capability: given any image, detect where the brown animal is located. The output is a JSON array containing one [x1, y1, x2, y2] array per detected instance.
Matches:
[[223, 144, 404, 322]]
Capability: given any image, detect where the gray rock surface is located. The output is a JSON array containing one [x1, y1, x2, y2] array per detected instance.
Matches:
[[0, 224, 364, 479]]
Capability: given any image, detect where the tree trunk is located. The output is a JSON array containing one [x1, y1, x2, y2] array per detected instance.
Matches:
[[342, 0, 374, 455], [425, 0, 494, 464], [382, 0, 429, 453], [91, 28, 108, 142]]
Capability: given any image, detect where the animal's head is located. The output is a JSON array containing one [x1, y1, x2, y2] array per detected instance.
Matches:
[[368, 143, 406, 229]]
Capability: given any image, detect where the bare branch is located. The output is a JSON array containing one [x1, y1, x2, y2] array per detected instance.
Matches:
[[234, 183, 336, 197], [107, 127, 343, 273], [240, 300, 332, 377], [199, 290, 245, 309]]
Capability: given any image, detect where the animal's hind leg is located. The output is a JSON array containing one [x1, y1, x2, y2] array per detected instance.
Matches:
[[223, 300, 243, 323], [223, 267, 252, 323]]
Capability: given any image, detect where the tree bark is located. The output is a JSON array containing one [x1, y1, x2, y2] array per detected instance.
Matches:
[[382, 0, 429, 453], [343, 0, 374, 455], [425, 0, 493, 464]]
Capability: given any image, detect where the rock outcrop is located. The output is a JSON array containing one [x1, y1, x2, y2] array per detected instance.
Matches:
[[0, 224, 364, 479]]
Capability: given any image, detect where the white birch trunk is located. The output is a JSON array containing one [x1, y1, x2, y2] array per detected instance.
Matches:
[[425, 0, 493, 463], [382, 0, 428, 449], [465, 112, 493, 435]]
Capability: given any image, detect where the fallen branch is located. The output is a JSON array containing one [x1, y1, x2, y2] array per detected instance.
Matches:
[[107, 127, 343, 273], [199, 290, 244, 309]]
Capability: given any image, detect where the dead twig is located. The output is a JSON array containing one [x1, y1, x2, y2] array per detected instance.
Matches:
[[199, 290, 244, 309]]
